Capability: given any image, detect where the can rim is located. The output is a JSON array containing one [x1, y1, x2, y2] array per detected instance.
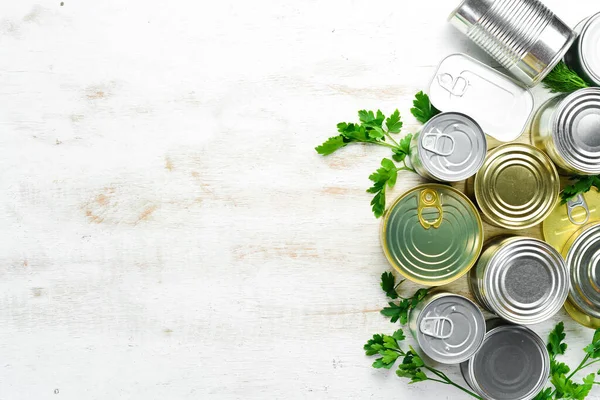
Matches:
[[529, 30, 577, 86], [578, 12, 600, 85]]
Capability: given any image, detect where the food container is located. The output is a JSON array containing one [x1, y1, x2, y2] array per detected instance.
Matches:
[[429, 53, 534, 142], [473, 143, 559, 230], [531, 88, 600, 175], [409, 112, 487, 182], [562, 222, 600, 329], [460, 319, 550, 400], [408, 292, 485, 364], [543, 190, 600, 252], [381, 184, 483, 286], [449, 0, 576, 87], [469, 236, 568, 325], [565, 12, 600, 87]]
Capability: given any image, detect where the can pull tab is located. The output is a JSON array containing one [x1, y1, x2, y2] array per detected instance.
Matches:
[[420, 317, 454, 339], [567, 194, 590, 225], [437, 73, 469, 97], [418, 189, 443, 229], [421, 127, 456, 157]]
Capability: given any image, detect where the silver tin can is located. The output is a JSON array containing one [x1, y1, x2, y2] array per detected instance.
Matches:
[[449, 0, 576, 87], [460, 319, 550, 400], [409, 112, 487, 182], [531, 87, 600, 175], [469, 236, 568, 325], [408, 292, 485, 364], [565, 12, 600, 87]]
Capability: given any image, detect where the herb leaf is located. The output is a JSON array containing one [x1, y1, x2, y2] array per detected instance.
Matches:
[[543, 61, 590, 94], [410, 91, 440, 124], [380, 271, 399, 299], [385, 110, 403, 133], [561, 176, 600, 204], [379, 276, 429, 325], [367, 158, 400, 218], [548, 321, 568, 359], [315, 135, 347, 155]]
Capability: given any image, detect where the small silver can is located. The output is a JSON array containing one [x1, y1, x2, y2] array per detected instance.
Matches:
[[409, 112, 487, 182], [407, 292, 486, 364], [469, 236, 568, 325], [460, 319, 550, 400], [565, 12, 600, 87], [531, 87, 600, 175], [449, 0, 576, 87]]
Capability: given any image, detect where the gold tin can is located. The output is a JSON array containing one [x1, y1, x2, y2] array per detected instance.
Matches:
[[474, 143, 559, 230], [381, 184, 483, 286]]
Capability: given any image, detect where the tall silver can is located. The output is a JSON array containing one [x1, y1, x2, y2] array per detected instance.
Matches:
[[449, 0, 576, 87], [565, 12, 600, 87], [469, 236, 568, 325]]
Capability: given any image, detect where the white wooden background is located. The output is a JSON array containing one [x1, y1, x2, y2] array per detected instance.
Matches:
[[1, 0, 600, 399]]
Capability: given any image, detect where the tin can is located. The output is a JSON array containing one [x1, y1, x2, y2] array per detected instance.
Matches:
[[408, 292, 485, 364], [381, 184, 483, 286], [565, 12, 600, 87], [562, 222, 600, 329], [409, 112, 487, 182], [460, 319, 550, 400], [473, 143, 559, 230], [531, 88, 600, 175], [448, 0, 576, 87], [469, 236, 568, 325]]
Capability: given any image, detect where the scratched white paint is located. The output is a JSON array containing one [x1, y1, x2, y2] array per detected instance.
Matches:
[[1, 0, 600, 399]]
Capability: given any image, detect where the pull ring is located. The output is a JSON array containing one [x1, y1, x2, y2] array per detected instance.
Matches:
[[567, 194, 590, 225], [421, 127, 456, 157], [418, 189, 443, 229], [437, 73, 469, 97], [420, 317, 454, 339]]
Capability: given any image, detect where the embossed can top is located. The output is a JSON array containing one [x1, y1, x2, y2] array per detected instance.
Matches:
[[429, 54, 534, 142]]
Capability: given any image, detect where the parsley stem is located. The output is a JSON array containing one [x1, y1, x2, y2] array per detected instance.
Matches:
[[424, 367, 483, 399], [384, 132, 400, 147], [566, 354, 591, 381], [580, 359, 600, 371]]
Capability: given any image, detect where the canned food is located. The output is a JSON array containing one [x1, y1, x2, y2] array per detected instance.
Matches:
[[408, 292, 485, 364], [565, 12, 600, 87], [562, 222, 600, 329], [531, 88, 600, 175], [382, 184, 483, 286], [429, 53, 534, 142], [474, 144, 559, 229], [543, 190, 600, 252], [449, 0, 576, 87], [460, 319, 550, 400], [469, 236, 568, 325], [409, 112, 487, 182]]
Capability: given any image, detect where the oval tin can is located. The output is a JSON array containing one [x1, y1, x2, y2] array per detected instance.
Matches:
[[565, 12, 600, 87], [408, 292, 485, 364], [448, 0, 576, 87], [409, 112, 487, 182], [474, 143, 559, 230], [381, 184, 483, 286], [469, 236, 569, 325], [460, 319, 550, 400], [531, 88, 600, 175], [562, 222, 600, 329]]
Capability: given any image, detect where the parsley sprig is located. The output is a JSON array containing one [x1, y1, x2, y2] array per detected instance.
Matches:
[[411, 91, 440, 124], [379, 272, 429, 324], [543, 61, 590, 94], [561, 176, 600, 204]]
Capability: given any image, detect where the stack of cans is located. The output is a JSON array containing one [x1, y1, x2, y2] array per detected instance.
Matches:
[[377, 0, 600, 399]]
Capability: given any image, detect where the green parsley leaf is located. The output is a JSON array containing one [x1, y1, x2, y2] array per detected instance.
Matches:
[[533, 388, 553, 400], [381, 301, 409, 324], [315, 135, 347, 155], [548, 321, 568, 359], [410, 91, 440, 124], [367, 158, 400, 218], [584, 328, 600, 358], [364, 334, 385, 356], [392, 329, 406, 342], [561, 176, 600, 204], [380, 272, 399, 299], [543, 61, 590, 94], [551, 359, 570, 376], [358, 110, 385, 129], [385, 110, 403, 133], [392, 133, 413, 163]]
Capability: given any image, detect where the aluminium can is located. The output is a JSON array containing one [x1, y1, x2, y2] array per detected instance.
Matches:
[[469, 236, 569, 325], [460, 319, 550, 400], [409, 112, 487, 182], [531, 88, 600, 175], [448, 0, 576, 87], [565, 12, 600, 87], [381, 184, 483, 286], [473, 143, 559, 230], [407, 292, 485, 364]]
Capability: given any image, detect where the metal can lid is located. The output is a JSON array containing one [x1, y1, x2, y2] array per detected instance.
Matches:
[[579, 12, 600, 86], [382, 184, 483, 286], [415, 293, 485, 364], [465, 321, 550, 400], [418, 112, 487, 182], [564, 222, 600, 319], [482, 237, 569, 325], [554, 88, 600, 174], [429, 53, 534, 142], [474, 144, 559, 229]]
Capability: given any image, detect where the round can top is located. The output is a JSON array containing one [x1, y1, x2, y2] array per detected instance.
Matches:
[[579, 12, 600, 86], [468, 323, 549, 400], [554, 88, 600, 174], [382, 184, 483, 286], [482, 237, 569, 325], [418, 112, 487, 182], [564, 222, 600, 319], [474, 144, 559, 229], [415, 294, 485, 364]]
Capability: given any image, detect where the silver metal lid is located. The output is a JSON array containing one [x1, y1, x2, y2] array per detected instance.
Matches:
[[566, 223, 600, 319], [415, 294, 485, 364], [579, 12, 600, 86], [482, 237, 568, 325], [429, 54, 533, 142], [418, 112, 487, 182], [554, 88, 600, 174]]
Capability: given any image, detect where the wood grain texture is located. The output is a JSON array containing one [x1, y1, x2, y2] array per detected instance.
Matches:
[[1, 0, 600, 399]]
